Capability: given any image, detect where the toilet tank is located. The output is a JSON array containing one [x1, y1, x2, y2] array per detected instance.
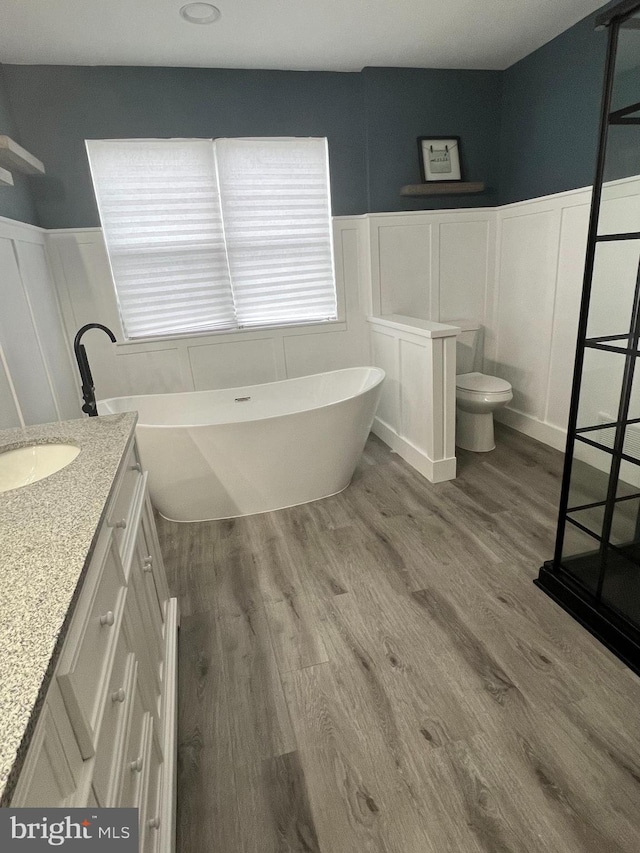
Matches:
[[447, 319, 483, 374]]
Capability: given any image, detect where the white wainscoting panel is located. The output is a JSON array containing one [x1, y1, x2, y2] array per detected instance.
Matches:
[[189, 337, 282, 390], [439, 218, 493, 324], [49, 233, 122, 335], [368, 209, 495, 330], [545, 202, 590, 432], [13, 240, 79, 420], [0, 217, 79, 427], [374, 220, 433, 318], [490, 177, 640, 453], [0, 236, 57, 425], [493, 208, 561, 420], [370, 328, 399, 434], [111, 349, 186, 397], [0, 345, 23, 429], [284, 330, 365, 378]]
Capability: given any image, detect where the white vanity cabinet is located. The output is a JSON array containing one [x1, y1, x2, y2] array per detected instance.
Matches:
[[11, 439, 179, 853]]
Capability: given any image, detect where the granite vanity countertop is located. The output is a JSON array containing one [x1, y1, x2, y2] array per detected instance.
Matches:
[[0, 412, 137, 805]]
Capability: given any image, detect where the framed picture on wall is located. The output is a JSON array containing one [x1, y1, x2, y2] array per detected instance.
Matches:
[[418, 137, 463, 182]]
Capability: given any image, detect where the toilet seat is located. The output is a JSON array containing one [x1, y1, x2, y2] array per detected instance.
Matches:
[[456, 372, 512, 395]]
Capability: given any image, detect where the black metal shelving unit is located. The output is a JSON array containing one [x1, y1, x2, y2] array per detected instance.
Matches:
[[536, 0, 640, 674]]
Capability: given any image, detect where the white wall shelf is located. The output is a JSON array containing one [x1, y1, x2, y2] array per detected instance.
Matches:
[[0, 166, 14, 187], [0, 136, 45, 175]]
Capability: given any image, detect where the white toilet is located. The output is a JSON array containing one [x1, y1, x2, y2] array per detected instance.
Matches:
[[452, 320, 513, 452]]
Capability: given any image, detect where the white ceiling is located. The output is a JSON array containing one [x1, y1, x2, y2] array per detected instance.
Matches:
[[0, 0, 607, 72]]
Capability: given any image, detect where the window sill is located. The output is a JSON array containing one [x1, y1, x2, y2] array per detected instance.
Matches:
[[114, 318, 347, 350]]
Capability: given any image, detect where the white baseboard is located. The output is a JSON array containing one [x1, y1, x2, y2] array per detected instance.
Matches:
[[495, 407, 567, 453], [372, 417, 457, 483]]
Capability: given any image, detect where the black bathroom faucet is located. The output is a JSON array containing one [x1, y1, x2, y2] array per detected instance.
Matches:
[[73, 323, 117, 416]]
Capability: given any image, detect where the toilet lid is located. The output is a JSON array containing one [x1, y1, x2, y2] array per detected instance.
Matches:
[[456, 372, 511, 393]]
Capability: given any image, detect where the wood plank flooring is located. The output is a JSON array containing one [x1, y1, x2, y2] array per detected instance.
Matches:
[[156, 425, 640, 853]]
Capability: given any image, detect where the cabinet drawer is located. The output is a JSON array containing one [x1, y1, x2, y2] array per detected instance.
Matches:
[[118, 668, 149, 809], [142, 728, 164, 853], [92, 625, 135, 806], [124, 575, 162, 721], [57, 530, 126, 758], [105, 444, 143, 557], [140, 494, 169, 618], [132, 527, 164, 677]]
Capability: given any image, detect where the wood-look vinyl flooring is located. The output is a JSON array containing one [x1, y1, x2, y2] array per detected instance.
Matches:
[[157, 425, 640, 853]]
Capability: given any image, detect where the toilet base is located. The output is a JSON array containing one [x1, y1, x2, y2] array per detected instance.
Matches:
[[456, 409, 495, 452]]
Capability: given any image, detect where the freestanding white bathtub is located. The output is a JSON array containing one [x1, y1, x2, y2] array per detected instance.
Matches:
[[98, 366, 384, 522]]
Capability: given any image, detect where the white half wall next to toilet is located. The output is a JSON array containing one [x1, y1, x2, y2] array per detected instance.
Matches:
[[368, 315, 459, 483]]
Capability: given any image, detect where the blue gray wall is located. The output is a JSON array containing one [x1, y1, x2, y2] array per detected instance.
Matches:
[[0, 1, 622, 226], [605, 58, 640, 184], [499, 5, 610, 205], [0, 66, 368, 228], [0, 66, 38, 224], [362, 67, 502, 211], [1, 64, 503, 227]]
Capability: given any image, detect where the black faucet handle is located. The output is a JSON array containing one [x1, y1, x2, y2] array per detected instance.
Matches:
[[78, 344, 94, 389]]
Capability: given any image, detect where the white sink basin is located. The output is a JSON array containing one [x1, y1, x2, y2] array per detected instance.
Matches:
[[0, 443, 80, 493]]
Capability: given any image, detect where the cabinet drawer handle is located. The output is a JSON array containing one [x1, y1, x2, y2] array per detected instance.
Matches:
[[99, 611, 115, 627], [130, 463, 142, 473], [108, 518, 127, 530], [111, 688, 126, 703], [148, 817, 160, 830], [129, 756, 143, 773], [143, 555, 153, 572]]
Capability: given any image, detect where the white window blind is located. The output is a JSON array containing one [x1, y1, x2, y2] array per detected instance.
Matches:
[[86, 140, 237, 339], [215, 138, 337, 328], [86, 137, 337, 340]]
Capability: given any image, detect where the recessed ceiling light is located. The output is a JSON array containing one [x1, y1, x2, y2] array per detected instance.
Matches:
[[179, 3, 221, 24]]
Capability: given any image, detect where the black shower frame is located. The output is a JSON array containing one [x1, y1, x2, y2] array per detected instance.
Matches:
[[535, 0, 640, 675]]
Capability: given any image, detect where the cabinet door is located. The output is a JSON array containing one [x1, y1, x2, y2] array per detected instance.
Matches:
[[56, 526, 126, 758], [12, 706, 78, 807], [106, 445, 144, 562]]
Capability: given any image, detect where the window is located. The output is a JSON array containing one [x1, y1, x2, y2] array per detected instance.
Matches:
[[86, 137, 337, 340]]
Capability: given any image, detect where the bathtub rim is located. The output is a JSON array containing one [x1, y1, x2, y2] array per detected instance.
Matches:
[[98, 365, 385, 430]]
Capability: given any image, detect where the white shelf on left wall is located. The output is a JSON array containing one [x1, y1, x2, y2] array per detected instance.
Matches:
[[0, 135, 45, 176], [0, 166, 14, 187]]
